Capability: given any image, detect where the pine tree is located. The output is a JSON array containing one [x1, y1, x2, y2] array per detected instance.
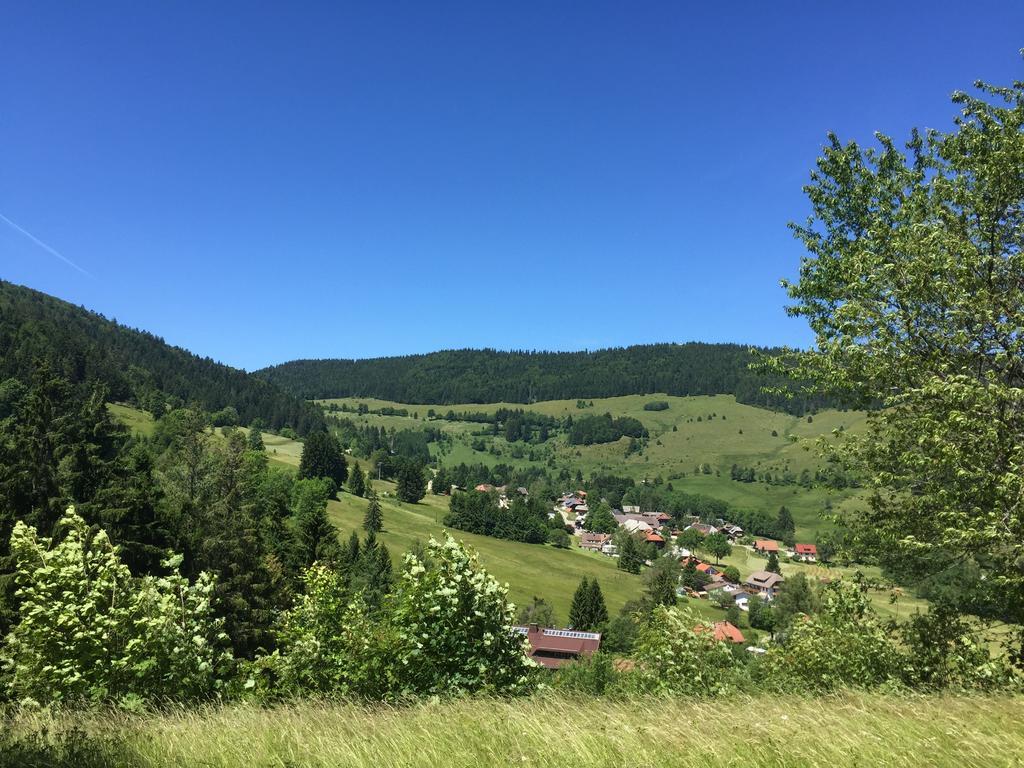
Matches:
[[396, 460, 427, 503], [776, 505, 795, 538], [363, 491, 383, 534], [292, 477, 342, 568], [587, 579, 608, 628], [247, 426, 265, 451], [297, 431, 347, 489], [349, 461, 366, 497], [93, 445, 171, 575], [339, 530, 361, 578], [617, 534, 643, 574], [766, 550, 781, 574], [568, 577, 591, 630]]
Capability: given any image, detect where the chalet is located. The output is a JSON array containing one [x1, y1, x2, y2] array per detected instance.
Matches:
[[513, 625, 601, 669], [695, 562, 720, 578], [744, 570, 784, 599], [695, 621, 746, 644], [753, 539, 779, 554], [645, 532, 665, 549], [573, 504, 589, 516], [614, 512, 664, 531], [614, 514, 653, 534], [580, 532, 611, 552], [622, 505, 641, 515], [721, 523, 745, 540], [687, 522, 719, 536], [475, 483, 496, 493], [794, 543, 818, 562]]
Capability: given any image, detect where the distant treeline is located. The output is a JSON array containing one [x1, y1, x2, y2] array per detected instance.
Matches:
[[256, 345, 835, 415], [0, 281, 324, 435]]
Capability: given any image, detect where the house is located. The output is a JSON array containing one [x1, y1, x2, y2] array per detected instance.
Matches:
[[622, 505, 641, 515], [580, 532, 611, 551], [475, 483, 496, 493], [687, 522, 719, 536], [512, 624, 601, 669], [744, 570, 784, 599], [645, 532, 665, 548], [732, 592, 750, 611], [573, 504, 589, 516], [695, 562, 720, 578], [695, 621, 746, 644], [794, 543, 818, 562], [614, 512, 663, 531], [721, 523, 745, 541], [614, 514, 654, 534], [753, 539, 779, 554]]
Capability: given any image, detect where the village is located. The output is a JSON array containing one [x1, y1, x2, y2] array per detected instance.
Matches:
[[509, 488, 822, 669]]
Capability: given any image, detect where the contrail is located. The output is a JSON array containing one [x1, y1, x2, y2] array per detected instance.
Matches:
[[0, 212, 93, 277]]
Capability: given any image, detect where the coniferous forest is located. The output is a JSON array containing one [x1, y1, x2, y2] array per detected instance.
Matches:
[[0, 281, 324, 435], [256, 345, 836, 414]]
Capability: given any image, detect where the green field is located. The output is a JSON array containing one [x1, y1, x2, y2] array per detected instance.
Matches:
[[9, 693, 1022, 767], [322, 393, 866, 540], [328, 480, 664, 623]]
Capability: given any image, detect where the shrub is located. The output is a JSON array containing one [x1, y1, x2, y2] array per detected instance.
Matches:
[[643, 401, 670, 411], [760, 580, 902, 691], [2, 508, 232, 705], [631, 606, 741, 695], [260, 535, 538, 700]]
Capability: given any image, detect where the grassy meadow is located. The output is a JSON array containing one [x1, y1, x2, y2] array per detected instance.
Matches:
[[321, 393, 866, 540], [7, 693, 1022, 768], [104, 401, 899, 630]]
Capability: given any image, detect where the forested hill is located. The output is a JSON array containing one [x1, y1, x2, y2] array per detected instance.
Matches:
[[0, 281, 324, 434], [257, 345, 830, 414]]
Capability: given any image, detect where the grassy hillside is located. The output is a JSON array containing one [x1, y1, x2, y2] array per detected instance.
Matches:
[[105, 402, 890, 630], [324, 393, 867, 540], [10, 693, 1022, 767], [327, 480, 657, 622]]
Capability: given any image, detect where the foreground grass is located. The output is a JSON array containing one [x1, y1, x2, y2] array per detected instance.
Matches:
[[9, 693, 1023, 767]]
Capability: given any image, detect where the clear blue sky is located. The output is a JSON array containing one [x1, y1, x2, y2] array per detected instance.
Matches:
[[3, 2, 1022, 371]]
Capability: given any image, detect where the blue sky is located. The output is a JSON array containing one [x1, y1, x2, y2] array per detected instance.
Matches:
[[3, 2, 1022, 371]]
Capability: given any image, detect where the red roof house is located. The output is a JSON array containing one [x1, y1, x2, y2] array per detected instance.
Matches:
[[514, 625, 602, 669], [695, 621, 746, 644], [754, 539, 779, 553], [794, 543, 818, 561]]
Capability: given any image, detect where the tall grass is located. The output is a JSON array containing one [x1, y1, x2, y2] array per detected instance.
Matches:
[[6, 692, 1022, 767]]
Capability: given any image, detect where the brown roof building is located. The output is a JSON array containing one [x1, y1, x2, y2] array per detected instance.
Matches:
[[695, 621, 746, 644], [580, 532, 611, 551], [513, 625, 602, 669], [754, 539, 779, 553]]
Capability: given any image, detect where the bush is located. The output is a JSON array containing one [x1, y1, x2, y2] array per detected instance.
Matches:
[[2, 508, 232, 706], [259, 535, 538, 700], [760, 581, 902, 691], [631, 606, 741, 695], [643, 401, 670, 411]]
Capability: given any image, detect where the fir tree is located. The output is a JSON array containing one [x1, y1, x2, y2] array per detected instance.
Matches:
[[363, 491, 383, 534], [617, 534, 643, 574], [297, 431, 347, 489], [247, 426, 265, 451], [766, 550, 781, 574], [568, 577, 591, 630], [395, 460, 427, 503], [587, 579, 609, 628], [349, 461, 366, 497]]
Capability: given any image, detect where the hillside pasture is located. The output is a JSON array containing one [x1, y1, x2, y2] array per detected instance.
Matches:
[[322, 394, 866, 539]]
